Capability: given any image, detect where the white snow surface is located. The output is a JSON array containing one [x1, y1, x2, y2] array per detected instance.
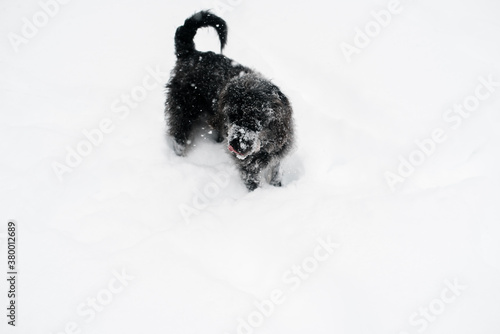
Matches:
[[1, 1, 500, 333]]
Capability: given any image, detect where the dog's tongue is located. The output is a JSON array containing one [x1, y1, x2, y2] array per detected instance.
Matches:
[[228, 145, 241, 155]]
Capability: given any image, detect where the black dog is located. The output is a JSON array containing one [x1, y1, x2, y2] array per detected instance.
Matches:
[[165, 11, 294, 191]]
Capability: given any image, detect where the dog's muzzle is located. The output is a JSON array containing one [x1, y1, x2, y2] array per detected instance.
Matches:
[[227, 125, 261, 160]]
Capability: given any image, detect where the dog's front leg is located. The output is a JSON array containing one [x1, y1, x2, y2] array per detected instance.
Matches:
[[214, 129, 225, 143], [209, 113, 226, 143], [269, 161, 282, 187], [172, 139, 187, 156], [240, 163, 262, 191]]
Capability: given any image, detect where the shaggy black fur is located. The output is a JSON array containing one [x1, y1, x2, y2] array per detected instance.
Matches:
[[165, 11, 294, 191]]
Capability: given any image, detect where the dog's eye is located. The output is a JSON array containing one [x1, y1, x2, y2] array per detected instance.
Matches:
[[248, 120, 263, 132]]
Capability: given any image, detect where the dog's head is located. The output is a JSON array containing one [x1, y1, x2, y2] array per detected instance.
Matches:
[[220, 74, 281, 160]]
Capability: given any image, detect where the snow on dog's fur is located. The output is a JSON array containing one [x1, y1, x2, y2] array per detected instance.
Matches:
[[165, 11, 294, 191]]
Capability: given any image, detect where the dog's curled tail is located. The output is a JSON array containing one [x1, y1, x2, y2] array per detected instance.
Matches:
[[174, 10, 227, 58]]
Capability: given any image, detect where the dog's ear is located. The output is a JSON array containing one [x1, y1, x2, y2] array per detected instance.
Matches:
[[268, 118, 289, 147], [267, 92, 293, 148]]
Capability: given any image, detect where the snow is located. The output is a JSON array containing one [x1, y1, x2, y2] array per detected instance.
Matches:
[[1, 0, 500, 333]]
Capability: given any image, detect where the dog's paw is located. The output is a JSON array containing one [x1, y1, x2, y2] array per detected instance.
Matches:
[[270, 180, 282, 187], [245, 180, 259, 191], [173, 140, 187, 156], [215, 134, 224, 143], [269, 163, 282, 187]]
